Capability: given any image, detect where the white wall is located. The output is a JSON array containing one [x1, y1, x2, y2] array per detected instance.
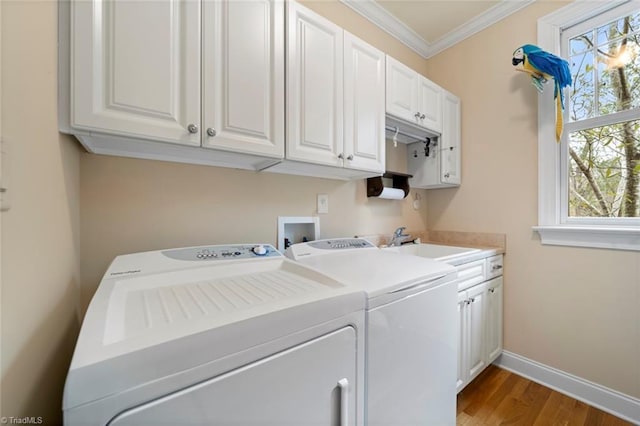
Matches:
[[0, 1, 81, 423], [425, 1, 640, 399]]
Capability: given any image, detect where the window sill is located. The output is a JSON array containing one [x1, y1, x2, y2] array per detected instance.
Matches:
[[533, 225, 640, 251]]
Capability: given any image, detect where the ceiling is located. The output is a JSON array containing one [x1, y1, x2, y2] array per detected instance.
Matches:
[[340, 0, 536, 58]]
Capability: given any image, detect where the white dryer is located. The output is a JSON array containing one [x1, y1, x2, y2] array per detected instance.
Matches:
[[286, 238, 458, 426], [64, 244, 365, 425]]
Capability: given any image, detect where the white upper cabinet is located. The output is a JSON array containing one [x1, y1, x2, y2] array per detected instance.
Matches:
[[440, 90, 461, 185], [407, 90, 461, 189], [343, 32, 385, 174], [385, 57, 420, 124], [70, 0, 201, 145], [265, 1, 384, 179], [62, 0, 386, 178], [202, 0, 284, 157], [385, 56, 442, 133], [418, 78, 443, 134], [285, 1, 344, 167], [63, 0, 284, 171]]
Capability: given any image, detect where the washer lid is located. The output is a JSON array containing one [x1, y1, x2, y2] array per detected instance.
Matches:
[[292, 249, 456, 299], [64, 245, 364, 410]]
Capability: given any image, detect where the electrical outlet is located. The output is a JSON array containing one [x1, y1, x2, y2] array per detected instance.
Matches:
[[317, 194, 329, 214], [0, 138, 10, 212]]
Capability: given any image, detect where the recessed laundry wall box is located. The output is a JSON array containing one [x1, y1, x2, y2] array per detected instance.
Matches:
[[278, 216, 320, 251]]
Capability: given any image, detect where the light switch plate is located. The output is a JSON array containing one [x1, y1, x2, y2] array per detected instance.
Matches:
[[317, 194, 329, 214]]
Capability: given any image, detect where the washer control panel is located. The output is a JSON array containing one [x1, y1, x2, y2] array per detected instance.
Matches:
[[307, 238, 375, 250], [162, 244, 280, 261], [286, 238, 378, 260]]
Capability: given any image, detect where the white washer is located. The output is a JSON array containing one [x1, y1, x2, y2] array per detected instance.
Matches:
[[286, 238, 458, 426], [64, 244, 365, 426]]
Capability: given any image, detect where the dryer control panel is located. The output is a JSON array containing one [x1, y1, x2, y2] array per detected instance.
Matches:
[[162, 244, 280, 261]]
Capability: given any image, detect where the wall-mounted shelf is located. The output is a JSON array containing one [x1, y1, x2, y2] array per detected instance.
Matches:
[[367, 171, 412, 199]]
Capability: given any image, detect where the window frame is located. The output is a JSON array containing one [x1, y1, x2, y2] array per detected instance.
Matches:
[[534, 0, 640, 251]]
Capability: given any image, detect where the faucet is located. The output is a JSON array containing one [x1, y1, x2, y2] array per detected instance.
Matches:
[[389, 227, 412, 246]]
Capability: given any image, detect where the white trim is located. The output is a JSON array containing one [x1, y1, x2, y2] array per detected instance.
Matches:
[[339, 0, 535, 59], [535, 0, 640, 252], [495, 351, 640, 425], [428, 0, 535, 58], [534, 225, 640, 251], [339, 0, 430, 58]]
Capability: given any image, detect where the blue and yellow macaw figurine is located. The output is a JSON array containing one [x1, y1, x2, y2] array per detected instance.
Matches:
[[512, 44, 572, 142]]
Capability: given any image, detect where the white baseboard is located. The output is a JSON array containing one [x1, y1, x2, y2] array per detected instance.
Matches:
[[494, 351, 640, 425]]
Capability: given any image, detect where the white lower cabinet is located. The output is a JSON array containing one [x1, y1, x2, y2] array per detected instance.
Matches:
[[456, 255, 503, 393], [485, 276, 504, 362]]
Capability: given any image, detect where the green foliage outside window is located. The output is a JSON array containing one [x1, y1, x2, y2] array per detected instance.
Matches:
[[567, 12, 640, 218]]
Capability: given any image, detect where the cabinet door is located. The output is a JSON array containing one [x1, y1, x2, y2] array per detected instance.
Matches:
[[418, 77, 443, 133], [466, 282, 487, 382], [457, 291, 469, 393], [441, 91, 461, 185], [71, 0, 200, 145], [286, 2, 343, 166], [109, 327, 358, 425], [385, 56, 420, 124], [202, 0, 284, 158], [485, 277, 503, 363], [343, 32, 385, 173]]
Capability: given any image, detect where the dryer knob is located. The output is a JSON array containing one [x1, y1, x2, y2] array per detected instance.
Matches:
[[252, 245, 268, 256]]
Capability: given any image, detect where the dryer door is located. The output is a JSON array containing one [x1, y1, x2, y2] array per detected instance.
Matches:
[[108, 326, 357, 425]]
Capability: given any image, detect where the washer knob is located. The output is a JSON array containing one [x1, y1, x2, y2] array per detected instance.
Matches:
[[252, 245, 268, 256]]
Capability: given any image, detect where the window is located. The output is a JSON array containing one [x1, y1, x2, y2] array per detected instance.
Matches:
[[535, 0, 640, 251], [563, 8, 640, 220]]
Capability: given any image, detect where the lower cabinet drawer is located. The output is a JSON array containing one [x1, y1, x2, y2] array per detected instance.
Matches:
[[485, 255, 503, 279], [455, 260, 485, 291]]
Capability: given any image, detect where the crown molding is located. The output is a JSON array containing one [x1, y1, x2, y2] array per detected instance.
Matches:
[[340, 0, 536, 59], [429, 0, 535, 57], [339, 0, 430, 58]]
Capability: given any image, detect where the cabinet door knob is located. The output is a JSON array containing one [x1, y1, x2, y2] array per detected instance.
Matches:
[[347, 154, 354, 161], [206, 127, 217, 137], [420, 113, 426, 119], [488, 288, 495, 294], [444, 172, 450, 179], [187, 124, 199, 134], [414, 112, 421, 119], [338, 153, 344, 159]]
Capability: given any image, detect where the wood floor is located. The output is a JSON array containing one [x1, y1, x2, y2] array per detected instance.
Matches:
[[456, 365, 634, 426]]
